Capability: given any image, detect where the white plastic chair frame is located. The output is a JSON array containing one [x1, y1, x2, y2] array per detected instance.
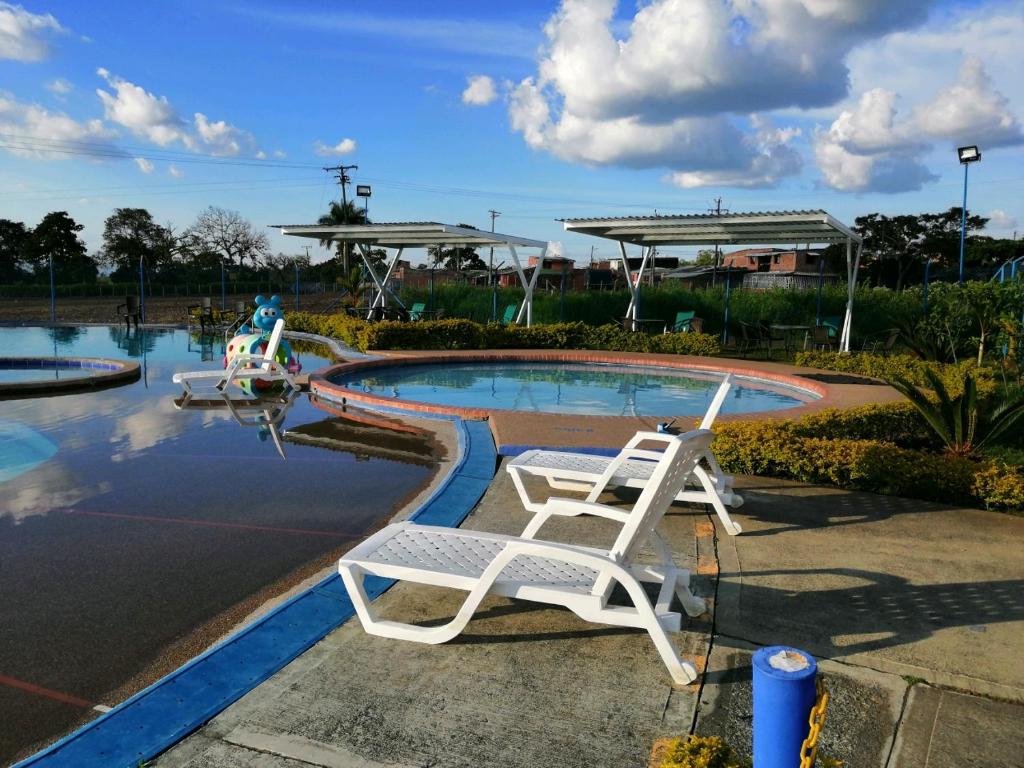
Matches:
[[338, 430, 713, 685], [506, 375, 743, 536], [172, 319, 296, 403]]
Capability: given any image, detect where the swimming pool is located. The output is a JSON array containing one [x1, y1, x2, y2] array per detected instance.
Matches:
[[330, 360, 820, 417], [0, 326, 438, 763]]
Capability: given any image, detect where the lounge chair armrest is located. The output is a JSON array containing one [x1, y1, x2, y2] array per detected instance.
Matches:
[[540, 497, 631, 523]]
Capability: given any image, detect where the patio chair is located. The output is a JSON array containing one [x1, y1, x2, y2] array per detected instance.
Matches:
[[822, 316, 842, 340], [506, 375, 742, 536], [187, 297, 217, 331], [338, 429, 713, 685], [116, 296, 141, 328], [172, 318, 296, 402], [863, 328, 900, 356], [810, 325, 835, 352], [736, 322, 763, 358], [501, 303, 518, 325], [664, 310, 696, 334], [409, 302, 427, 321]]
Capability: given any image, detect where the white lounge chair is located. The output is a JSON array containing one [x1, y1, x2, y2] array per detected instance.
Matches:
[[172, 318, 296, 403], [506, 375, 743, 536], [339, 429, 713, 685]]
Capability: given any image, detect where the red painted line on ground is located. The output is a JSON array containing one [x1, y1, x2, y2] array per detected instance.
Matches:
[[58, 509, 361, 539], [0, 673, 94, 709]]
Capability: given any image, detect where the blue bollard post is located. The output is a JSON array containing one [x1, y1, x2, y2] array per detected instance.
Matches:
[[753, 646, 817, 768]]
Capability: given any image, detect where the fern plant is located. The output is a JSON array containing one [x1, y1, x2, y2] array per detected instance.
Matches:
[[889, 370, 1024, 457]]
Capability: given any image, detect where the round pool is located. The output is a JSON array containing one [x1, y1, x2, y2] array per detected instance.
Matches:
[[0, 356, 140, 396], [329, 360, 820, 417]]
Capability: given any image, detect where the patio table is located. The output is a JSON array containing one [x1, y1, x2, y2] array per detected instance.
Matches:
[[769, 324, 812, 352]]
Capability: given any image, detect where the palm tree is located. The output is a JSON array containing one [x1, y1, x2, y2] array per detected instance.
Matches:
[[318, 200, 369, 273]]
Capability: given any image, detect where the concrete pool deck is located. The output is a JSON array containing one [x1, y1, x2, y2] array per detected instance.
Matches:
[[312, 350, 903, 454], [152, 465, 1024, 768]]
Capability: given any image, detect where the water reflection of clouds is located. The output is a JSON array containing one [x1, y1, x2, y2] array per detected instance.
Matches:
[[0, 461, 109, 523]]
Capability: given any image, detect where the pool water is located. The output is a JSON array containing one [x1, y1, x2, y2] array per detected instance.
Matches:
[[0, 366, 96, 382], [334, 361, 818, 416], [0, 326, 437, 763]]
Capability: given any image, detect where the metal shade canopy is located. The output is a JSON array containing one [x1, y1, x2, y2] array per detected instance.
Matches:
[[274, 222, 548, 325], [560, 210, 860, 247], [561, 210, 863, 352]]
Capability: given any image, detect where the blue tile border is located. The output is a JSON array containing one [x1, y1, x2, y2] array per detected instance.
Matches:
[[14, 418, 496, 768]]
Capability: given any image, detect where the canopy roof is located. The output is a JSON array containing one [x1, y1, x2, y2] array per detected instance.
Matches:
[[274, 222, 547, 249], [560, 210, 860, 247]]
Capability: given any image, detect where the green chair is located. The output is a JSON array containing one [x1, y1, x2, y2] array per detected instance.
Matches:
[[409, 302, 426, 321], [822, 315, 842, 339], [664, 310, 696, 333], [501, 303, 518, 325]]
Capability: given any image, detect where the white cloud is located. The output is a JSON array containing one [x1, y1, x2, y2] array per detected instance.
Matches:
[[95, 69, 261, 157], [254, 150, 266, 160], [168, 164, 184, 178], [272, 149, 286, 158], [314, 138, 356, 156], [911, 57, 1023, 148], [193, 111, 257, 156], [508, 0, 934, 187], [133, 156, 153, 173], [96, 68, 191, 147], [462, 75, 497, 106], [45, 77, 73, 97], [812, 57, 1021, 192], [0, 93, 121, 159], [986, 209, 1018, 230], [0, 2, 66, 62]]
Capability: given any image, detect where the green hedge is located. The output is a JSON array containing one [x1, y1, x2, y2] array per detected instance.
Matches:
[[794, 351, 996, 395], [399, 283, 923, 341], [287, 313, 721, 356], [712, 418, 1024, 511]]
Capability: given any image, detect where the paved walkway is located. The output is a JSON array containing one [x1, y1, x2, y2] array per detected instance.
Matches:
[[153, 467, 1024, 768]]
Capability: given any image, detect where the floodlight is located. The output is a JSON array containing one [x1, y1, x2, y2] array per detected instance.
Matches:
[[957, 145, 981, 164]]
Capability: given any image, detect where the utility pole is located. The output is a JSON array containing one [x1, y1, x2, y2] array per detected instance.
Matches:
[[488, 209, 501, 321], [323, 164, 358, 272]]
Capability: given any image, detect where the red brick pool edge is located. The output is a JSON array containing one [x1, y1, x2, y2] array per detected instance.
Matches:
[[310, 349, 904, 453]]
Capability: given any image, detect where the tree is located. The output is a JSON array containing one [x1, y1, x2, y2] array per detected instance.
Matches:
[[181, 206, 270, 269], [317, 200, 368, 273], [427, 224, 486, 272], [919, 207, 988, 271], [25, 211, 97, 284], [853, 213, 924, 290], [693, 249, 717, 266], [0, 218, 31, 282], [99, 208, 177, 282]]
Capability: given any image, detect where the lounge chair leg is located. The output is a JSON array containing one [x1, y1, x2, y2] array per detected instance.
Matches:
[[693, 464, 742, 535]]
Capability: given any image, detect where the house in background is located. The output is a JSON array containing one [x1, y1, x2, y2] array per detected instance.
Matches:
[[720, 247, 840, 289]]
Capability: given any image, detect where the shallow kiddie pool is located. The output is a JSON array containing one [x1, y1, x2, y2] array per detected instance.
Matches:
[[328, 359, 820, 417], [0, 326, 439, 764]]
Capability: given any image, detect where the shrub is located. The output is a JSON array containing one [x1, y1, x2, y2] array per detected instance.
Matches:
[[711, 419, 1022, 511], [287, 313, 721, 356], [655, 735, 750, 768], [791, 403, 936, 448], [793, 351, 996, 395]]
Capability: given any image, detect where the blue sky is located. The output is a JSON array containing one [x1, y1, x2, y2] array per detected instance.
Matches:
[[1, 0, 1022, 263]]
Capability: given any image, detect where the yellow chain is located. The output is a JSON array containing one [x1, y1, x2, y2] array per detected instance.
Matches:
[[799, 677, 830, 768]]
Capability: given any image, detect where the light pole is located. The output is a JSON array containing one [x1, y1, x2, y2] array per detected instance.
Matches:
[[957, 145, 981, 284], [356, 185, 371, 221]]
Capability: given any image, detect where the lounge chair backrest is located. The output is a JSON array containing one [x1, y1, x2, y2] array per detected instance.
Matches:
[[591, 430, 712, 596], [698, 374, 732, 430], [261, 319, 285, 371], [410, 302, 425, 320], [502, 304, 517, 324]]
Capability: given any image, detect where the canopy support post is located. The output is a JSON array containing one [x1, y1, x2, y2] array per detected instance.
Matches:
[[509, 244, 544, 327], [840, 238, 861, 353], [359, 244, 405, 318], [620, 241, 638, 323]]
